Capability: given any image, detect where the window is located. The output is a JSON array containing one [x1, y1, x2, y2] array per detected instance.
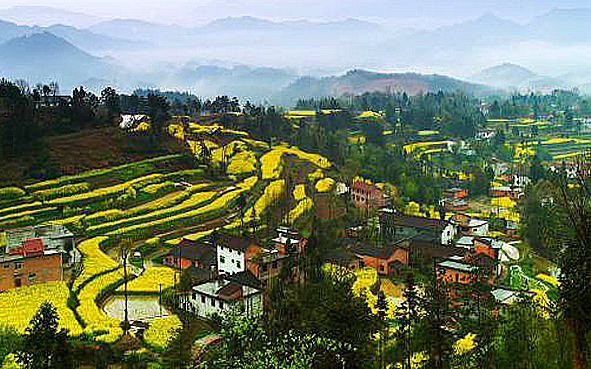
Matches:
[[455, 273, 459, 283], [236, 261, 241, 269], [210, 298, 215, 307], [219, 301, 224, 310], [3, 264, 8, 269], [14, 262, 23, 270], [220, 256, 225, 264], [262, 264, 268, 272], [272, 261, 277, 269], [379, 265, 384, 272], [192, 292, 196, 300], [28, 273, 36, 281], [201, 295, 206, 303]]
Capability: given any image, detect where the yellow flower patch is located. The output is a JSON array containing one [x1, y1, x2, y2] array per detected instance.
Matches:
[[77, 268, 125, 342], [227, 150, 257, 175], [536, 273, 560, 288], [73, 237, 117, 291], [0, 281, 82, 335], [284, 197, 313, 225], [293, 184, 306, 202], [315, 178, 335, 193], [144, 315, 182, 349], [117, 267, 178, 292]]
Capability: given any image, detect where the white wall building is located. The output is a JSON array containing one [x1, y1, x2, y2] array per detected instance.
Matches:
[[468, 219, 489, 237], [189, 270, 263, 318], [441, 223, 457, 246], [216, 244, 245, 275]]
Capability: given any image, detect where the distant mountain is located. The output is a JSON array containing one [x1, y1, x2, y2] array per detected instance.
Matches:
[[40, 25, 145, 53], [277, 69, 495, 105], [0, 19, 29, 44], [88, 19, 190, 44], [0, 6, 101, 28], [0, 19, 142, 55], [167, 64, 298, 101], [88, 16, 386, 46], [528, 8, 591, 44], [471, 63, 566, 90], [0, 32, 120, 91]]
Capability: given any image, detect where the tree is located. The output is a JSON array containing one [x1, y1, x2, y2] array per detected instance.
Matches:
[[199, 311, 350, 369], [147, 93, 170, 148], [541, 157, 591, 369], [16, 302, 72, 369], [416, 274, 453, 369]]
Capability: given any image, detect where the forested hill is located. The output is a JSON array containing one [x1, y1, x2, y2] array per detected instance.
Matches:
[[277, 69, 498, 105]]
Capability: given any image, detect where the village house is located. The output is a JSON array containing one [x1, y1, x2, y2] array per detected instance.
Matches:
[[162, 239, 216, 270], [450, 214, 489, 237], [0, 225, 74, 290], [408, 239, 468, 269], [351, 181, 385, 212], [379, 209, 457, 245], [441, 188, 468, 211], [189, 269, 263, 318], [350, 241, 409, 275]]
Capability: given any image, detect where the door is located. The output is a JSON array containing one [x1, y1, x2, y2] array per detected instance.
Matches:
[[14, 278, 21, 287]]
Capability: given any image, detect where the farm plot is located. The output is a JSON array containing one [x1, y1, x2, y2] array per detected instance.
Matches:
[[0, 123, 338, 348]]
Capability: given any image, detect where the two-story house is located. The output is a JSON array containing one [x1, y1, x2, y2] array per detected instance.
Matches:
[[0, 225, 74, 290], [189, 269, 263, 318], [351, 181, 385, 212]]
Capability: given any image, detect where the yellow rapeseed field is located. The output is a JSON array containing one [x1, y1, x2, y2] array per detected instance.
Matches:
[[144, 315, 182, 349], [117, 267, 178, 292], [73, 237, 117, 291], [0, 281, 82, 335]]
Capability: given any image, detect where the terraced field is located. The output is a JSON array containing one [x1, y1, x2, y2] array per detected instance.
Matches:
[[0, 122, 338, 347]]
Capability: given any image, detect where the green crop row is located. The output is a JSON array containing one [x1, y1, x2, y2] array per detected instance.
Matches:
[[25, 154, 183, 191], [31, 183, 90, 202]]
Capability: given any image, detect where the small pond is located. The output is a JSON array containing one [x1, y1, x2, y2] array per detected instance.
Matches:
[[103, 295, 170, 322]]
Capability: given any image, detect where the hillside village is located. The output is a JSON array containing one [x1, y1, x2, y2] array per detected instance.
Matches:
[[0, 81, 588, 368]]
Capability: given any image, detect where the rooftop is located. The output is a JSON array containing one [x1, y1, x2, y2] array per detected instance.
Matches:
[[381, 213, 450, 232], [438, 260, 477, 272]]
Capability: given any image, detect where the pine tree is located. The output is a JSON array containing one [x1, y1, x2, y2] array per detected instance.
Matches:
[[16, 302, 72, 369]]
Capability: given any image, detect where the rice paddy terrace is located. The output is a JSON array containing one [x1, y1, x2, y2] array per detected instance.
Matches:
[[0, 122, 338, 347]]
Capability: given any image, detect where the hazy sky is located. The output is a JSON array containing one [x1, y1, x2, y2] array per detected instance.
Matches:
[[0, 0, 590, 28]]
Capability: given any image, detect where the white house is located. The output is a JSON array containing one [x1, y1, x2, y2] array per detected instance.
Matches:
[[468, 219, 489, 237], [189, 270, 263, 318], [119, 114, 148, 129], [214, 232, 250, 275]]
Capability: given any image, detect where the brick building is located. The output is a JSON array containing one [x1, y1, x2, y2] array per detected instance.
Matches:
[[351, 181, 385, 212], [0, 225, 74, 290]]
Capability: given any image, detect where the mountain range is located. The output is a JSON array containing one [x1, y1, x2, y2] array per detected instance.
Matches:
[[1, 7, 591, 100]]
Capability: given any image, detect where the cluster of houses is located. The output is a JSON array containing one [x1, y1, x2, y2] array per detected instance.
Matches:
[[342, 179, 520, 302], [162, 226, 306, 317], [0, 176, 522, 318]]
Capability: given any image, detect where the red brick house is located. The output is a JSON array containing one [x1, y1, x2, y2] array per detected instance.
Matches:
[[163, 239, 216, 270], [0, 225, 74, 290], [351, 181, 385, 212], [347, 241, 409, 275]]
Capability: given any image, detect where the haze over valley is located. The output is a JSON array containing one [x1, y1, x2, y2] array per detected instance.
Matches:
[[1, 4, 591, 101]]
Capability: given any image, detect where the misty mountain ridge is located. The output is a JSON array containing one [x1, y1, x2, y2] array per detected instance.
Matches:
[[471, 63, 567, 91], [0, 32, 121, 91], [0, 6, 101, 28], [0, 18, 144, 54], [276, 69, 497, 105]]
